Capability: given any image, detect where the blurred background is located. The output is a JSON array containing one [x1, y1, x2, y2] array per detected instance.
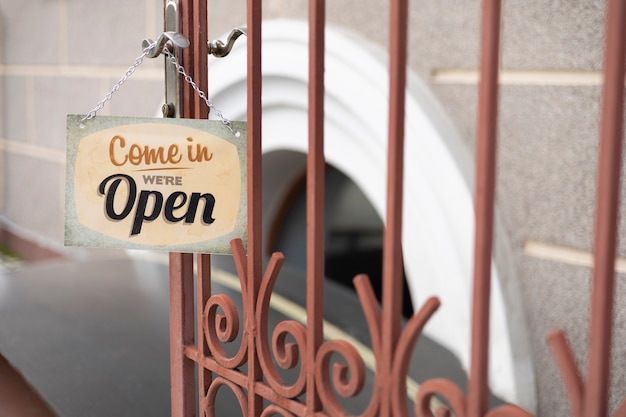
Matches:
[[0, 1, 624, 417]]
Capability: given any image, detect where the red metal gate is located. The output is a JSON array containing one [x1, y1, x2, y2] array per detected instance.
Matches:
[[167, 1, 626, 416]]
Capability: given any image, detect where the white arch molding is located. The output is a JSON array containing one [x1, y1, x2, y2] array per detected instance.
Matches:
[[206, 20, 536, 410]]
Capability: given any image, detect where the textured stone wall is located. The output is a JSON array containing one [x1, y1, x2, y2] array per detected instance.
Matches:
[[0, 0, 164, 247], [0, 1, 623, 416]]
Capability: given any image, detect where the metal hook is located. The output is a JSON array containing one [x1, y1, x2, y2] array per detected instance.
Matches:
[[208, 28, 247, 58], [142, 32, 190, 58]]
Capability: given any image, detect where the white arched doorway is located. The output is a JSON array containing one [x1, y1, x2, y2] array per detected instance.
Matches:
[[206, 19, 535, 410]]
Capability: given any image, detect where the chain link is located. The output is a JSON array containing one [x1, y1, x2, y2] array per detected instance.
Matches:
[[81, 41, 156, 123], [80, 41, 240, 138], [162, 46, 239, 137]]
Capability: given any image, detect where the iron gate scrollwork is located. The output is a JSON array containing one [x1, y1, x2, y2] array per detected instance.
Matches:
[[167, 1, 626, 416]]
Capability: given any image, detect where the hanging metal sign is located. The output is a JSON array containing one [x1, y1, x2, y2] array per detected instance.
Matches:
[[65, 115, 247, 253]]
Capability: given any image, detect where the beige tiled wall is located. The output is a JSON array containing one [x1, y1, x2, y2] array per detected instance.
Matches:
[[1, 1, 623, 417], [0, 0, 164, 246]]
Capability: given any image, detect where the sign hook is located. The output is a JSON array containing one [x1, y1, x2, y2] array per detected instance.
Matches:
[[142, 32, 190, 58], [208, 28, 247, 58]]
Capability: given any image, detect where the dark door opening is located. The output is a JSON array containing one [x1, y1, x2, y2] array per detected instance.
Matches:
[[270, 165, 414, 318]]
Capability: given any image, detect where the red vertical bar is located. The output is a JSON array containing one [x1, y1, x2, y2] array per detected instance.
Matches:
[[584, 1, 626, 416], [195, 6, 210, 404], [307, 0, 325, 414], [170, 2, 207, 417], [194, 2, 210, 405], [169, 252, 195, 417], [246, 1, 263, 416], [381, 0, 408, 416], [467, 1, 501, 417], [189, 1, 210, 402], [191, 0, 208, 119], [189, 5, 210, 406], [179, 0, 208, 119], [179, 1, 192, 116], [197, 254, 212, 410]]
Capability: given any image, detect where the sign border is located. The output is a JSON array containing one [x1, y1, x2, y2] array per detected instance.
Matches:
[[65, 114, 248, 254]]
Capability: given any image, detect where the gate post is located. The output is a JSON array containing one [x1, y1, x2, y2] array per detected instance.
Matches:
[[245, 1, 263, 416], [468, 1, 502, 417], [584, 1, 626, 416], [165, 1, 208, 417]]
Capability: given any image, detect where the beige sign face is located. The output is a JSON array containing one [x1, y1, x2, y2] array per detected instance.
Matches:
[[65, 115, 247, 253]]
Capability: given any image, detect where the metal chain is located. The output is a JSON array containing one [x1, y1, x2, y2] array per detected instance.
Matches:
[[81, 41, 239, 138], [81, 41, 156, 123], [162, 45, 240, 137]]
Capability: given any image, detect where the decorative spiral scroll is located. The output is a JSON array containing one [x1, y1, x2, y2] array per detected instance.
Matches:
[[197, 238, 543, 417], [256, 252, 308, 397], [414, 379, 535, 417], [315, 338, 367, 416], [347, 274, 385, 417], [203, 377, 248, 417], [272, 321, 305, 370], [261, 318, 308, 397], [260, 405, 296, 417], [392, 297, 441, 417], [353, 274, 383, 362], [415, 378, 467, 417], [546, 330, 583, 417], [204, 293, 248, 369], [546, 329, 626, 417], [229, 239, 249, 296]]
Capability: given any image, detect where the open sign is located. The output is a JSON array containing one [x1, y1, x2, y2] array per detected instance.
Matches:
[[65, 115, 247, 253]]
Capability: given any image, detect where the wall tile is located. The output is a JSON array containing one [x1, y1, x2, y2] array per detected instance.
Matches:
[[66, 0, 147, 66], [32, 77, 100, 151], [0, 0, 60, 65], [3, 154, 63, 242], [502, 1, 605, 71], [2, 75, 29, 141]]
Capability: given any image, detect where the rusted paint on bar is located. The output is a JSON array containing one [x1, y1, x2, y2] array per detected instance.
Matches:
[[168, 1, 207, 416], [167, 1, 626, 416], [191, 0, 208, 119], [547, 330, 584, 417], [246, 0, 262, 279], [246, 0, 263, 416], [179, 1, 192, 117], [307, 0, 325, 414], [179, 0, 208, 119], [584, 1, 626, 416], [197, 254, 212, 410], [163, 2, 186, 414], [169, 252, 195, 417], [381, 0, 408, 416], [468, 1, 501, 417]]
